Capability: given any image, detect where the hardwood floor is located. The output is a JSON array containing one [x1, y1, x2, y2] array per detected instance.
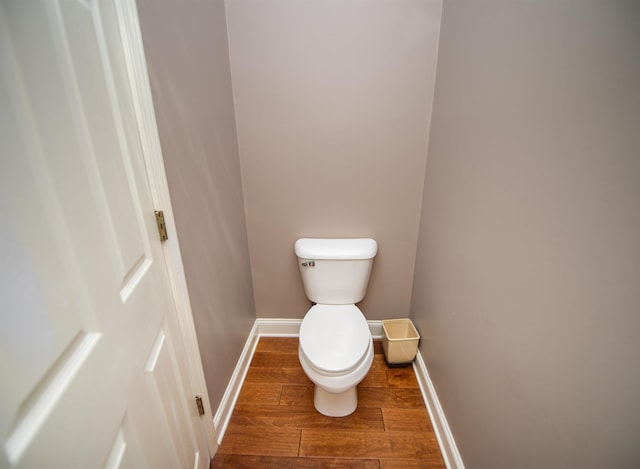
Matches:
[[211, 337, 445, 468]]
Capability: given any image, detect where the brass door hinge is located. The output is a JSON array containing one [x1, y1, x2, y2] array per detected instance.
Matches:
[[195, 396, 205, 416], [154, 210, 168, 242]]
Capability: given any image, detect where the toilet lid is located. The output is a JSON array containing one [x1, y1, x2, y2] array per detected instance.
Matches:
[[299, 304, 371, 373]]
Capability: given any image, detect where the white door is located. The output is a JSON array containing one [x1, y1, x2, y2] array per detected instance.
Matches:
[[1, 0, 210, 467]]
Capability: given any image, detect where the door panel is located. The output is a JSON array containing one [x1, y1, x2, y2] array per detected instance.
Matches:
[[58, 0, 150, 284], [0, 1, 208, 467]]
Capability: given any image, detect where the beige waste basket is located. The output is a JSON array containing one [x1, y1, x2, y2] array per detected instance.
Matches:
[[381, 319, 420, 366]]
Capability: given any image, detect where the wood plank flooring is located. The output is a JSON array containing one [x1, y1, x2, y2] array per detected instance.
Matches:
[[211, 338, 445, 468]]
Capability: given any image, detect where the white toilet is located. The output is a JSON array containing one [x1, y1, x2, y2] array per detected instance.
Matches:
[[295, 238, 378, 417]]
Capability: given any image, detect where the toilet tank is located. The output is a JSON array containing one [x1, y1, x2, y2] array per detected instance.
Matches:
[[295, 238, 377, 305]]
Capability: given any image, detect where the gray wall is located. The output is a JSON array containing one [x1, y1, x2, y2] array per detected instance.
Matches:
[[410, 1, 640, 468], [226, 0, 442, 319], [136, 0, 255, 411]]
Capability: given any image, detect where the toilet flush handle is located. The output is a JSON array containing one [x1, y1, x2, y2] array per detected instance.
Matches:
[[301, 260, 315, 267]]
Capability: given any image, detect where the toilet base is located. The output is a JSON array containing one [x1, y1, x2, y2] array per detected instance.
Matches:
[[313, 385, 358, 417]]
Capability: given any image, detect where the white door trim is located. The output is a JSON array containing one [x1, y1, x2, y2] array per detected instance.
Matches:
[[114, 0, 217, 454]]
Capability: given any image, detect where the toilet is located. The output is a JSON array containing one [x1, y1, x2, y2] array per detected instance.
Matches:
[[295, 238, 378, 417]]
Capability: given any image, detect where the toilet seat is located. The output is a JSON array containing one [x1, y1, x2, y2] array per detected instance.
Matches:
[[299, 304, 370, 374]]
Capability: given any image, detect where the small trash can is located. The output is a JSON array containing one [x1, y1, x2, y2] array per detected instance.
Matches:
[[382, 319, 420, 367]]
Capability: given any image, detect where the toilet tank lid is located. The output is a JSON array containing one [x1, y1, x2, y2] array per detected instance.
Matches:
[[295, 238, 377, 260]]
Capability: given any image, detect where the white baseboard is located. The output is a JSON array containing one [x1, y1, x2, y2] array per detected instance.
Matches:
[[413, 352, 465, 469], [212, 317, 463, 469], [255, 318, 301, 337], [212, 320, 260, 444], [254, 318, 384, 338], [367, 320, 383, 338]]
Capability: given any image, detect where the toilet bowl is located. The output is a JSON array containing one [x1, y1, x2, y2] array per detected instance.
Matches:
[[298, 304, 374, 417]]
